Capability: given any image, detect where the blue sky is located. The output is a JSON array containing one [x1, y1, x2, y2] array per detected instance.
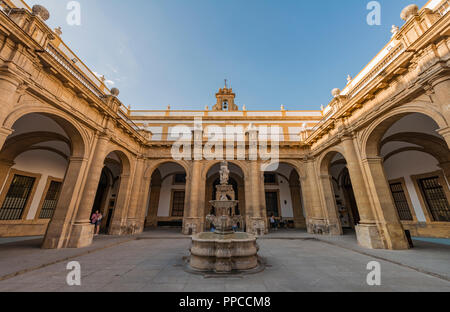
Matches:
[[27, 0, 428, 111]]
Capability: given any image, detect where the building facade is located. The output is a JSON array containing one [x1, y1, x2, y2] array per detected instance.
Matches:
[[0, 0, 449, 250]]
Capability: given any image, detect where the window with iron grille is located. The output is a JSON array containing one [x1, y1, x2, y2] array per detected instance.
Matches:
[[389, 182, 413, 221], [39, 181, 63, 219], [0, 175, 36, 220], [418, 177, 450, 222], [171, 191, 185, 217]]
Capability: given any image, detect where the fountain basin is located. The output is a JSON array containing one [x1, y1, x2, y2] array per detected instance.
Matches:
[[190, 232, 259, 273]]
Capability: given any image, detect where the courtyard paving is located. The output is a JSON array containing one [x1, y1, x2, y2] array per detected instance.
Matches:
[[0, 229, 448, 292]]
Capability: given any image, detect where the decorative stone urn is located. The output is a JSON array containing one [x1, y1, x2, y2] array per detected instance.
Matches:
[[400, 4, 419, 21], [189, 161, 259, 273], [32, 5, 50, 21]]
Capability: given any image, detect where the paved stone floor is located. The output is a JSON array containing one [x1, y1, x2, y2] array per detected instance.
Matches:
[[0, 229, 449, 292]]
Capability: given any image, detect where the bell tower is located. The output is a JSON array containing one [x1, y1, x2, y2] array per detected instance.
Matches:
[[213, 80, 238, 111]]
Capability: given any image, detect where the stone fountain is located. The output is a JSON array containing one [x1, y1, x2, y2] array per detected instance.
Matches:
[[189, 161, 259, 273]]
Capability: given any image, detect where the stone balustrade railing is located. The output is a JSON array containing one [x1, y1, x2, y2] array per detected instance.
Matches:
[[0, 0, 12, 16]]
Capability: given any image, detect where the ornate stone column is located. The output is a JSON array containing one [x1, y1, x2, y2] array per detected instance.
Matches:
[[125, 156, 146, 234], [361, 156, 409, 250], [67, 135, 110, 248], [42, 156, 89, 249]]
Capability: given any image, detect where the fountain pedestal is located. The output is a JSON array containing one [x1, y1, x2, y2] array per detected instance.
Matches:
[[189, 161, 259, 273], [190, 232, 258, 273]]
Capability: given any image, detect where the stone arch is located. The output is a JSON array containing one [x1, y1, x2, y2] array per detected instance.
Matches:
[[102, 148, 134, 235], [380, 132, 450, 164], [143, 160, 189, 229], [144, 159, 190, 180], [261, 160, 307, 228], [362, 104, 448, 159], [3, 106, 89, 158], [261, 159, 306, 180], [318, 146, 347, 176], [0, 132, 71, 161], [102, 145, 134, 177], [358, 107, 449, 248], [202, 160, 248, 180], [0, 109, 90, 248], [317, 148, 354, 236]]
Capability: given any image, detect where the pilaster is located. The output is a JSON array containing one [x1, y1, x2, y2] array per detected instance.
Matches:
[[66, 134, 110, 248], [361, 157, 409, 250], [183, 159, 204, 235], [43, 157, 89, 249], [125, 156, 146, 234]]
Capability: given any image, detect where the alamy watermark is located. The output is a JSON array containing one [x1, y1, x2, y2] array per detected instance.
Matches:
[[66, 261, 81, 286], [367, 1, 381, 26], [169, 118, 280, 171], [366, 261, 381, 286], [66, 1, 81, 26]]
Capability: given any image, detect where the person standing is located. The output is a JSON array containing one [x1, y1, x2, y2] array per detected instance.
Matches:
[[91, 210, 103, 236]]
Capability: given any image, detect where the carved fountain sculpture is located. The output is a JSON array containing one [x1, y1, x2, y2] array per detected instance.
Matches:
[[189, 161, 259, 273]]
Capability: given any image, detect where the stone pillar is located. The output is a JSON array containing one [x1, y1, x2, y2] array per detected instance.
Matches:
[[341, 137, 376, 223], [109, 173, 132, 235], [290, 179, 306, 229], [361, 157, 409, 250], [303, 159, 329, 234], [145, 178, 160, 227], [246, 160, 266, 236], [340, 136, 389, 249], [67, 135, 110, 248], [125, 157, 146, 234], [42, 157, 89, 249], [318, 173, 342, 235], [183, 160, 203, 235], [258, 168, 268, 231]]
